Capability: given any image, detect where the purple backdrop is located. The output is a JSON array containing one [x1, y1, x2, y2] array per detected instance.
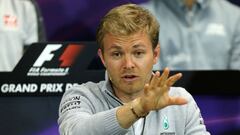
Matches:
[[8, 0, 239, 135]]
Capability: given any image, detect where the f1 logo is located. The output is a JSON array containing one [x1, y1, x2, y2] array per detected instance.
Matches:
[[59, 44, 83, 67], [33, 44, 62, 67], [33, 44, 83, 67]]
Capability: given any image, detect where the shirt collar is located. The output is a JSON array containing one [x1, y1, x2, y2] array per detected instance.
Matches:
[[103, 70, 114, 93], [101, 71, 124, 106]]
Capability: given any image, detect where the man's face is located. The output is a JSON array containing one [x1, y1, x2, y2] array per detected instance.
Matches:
[[99, 32, 160, 97]]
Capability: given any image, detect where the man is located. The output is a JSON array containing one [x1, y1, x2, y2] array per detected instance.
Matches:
[[0, 0, 45, 71], [141, 0, 240, 70], [58, 4, 210, 135]]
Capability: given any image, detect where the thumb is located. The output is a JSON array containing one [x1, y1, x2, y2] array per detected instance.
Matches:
[[169, 97, 188, 105]]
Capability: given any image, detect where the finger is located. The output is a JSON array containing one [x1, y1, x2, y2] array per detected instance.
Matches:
[[150, 71, 160, 88], [143, 83, 150, 95], [166, 73, 182, 87], [168, 97, 188, 105], [158, 68, 169, 86]]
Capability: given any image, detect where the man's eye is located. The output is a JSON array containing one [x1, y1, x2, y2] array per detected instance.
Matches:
[[112, 52, 122, 58], [134, 51, 145, 57]]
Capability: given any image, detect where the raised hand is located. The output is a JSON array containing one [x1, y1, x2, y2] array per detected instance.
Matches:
[[133, 68, 188, 117]]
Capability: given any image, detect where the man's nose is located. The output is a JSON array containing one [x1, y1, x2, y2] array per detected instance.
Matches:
[[123, 55, 135, 69]]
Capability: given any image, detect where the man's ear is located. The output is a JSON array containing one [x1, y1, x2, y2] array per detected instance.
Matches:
[[98, 49, 106, 67], [153, 43, 160, 64]]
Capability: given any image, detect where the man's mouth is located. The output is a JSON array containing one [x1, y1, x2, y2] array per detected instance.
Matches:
[[122, 75, 138, 82]]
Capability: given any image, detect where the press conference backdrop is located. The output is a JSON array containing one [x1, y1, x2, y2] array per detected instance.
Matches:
[[0, 42, 239, 135], [36, 0, 240, 42], [1, 0, 240, 135]]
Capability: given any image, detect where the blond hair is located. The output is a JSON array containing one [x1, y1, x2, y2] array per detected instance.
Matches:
[[96, 4, 159, 51]]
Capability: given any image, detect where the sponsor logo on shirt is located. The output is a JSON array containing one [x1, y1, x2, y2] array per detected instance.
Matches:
[[163, 115, 169, 130], [205, 23, 226, 36], [60, 96, 81, 114], [3, 14, 18, 29], [27, 44, 83, 76], [160, 115, 176, 135]]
